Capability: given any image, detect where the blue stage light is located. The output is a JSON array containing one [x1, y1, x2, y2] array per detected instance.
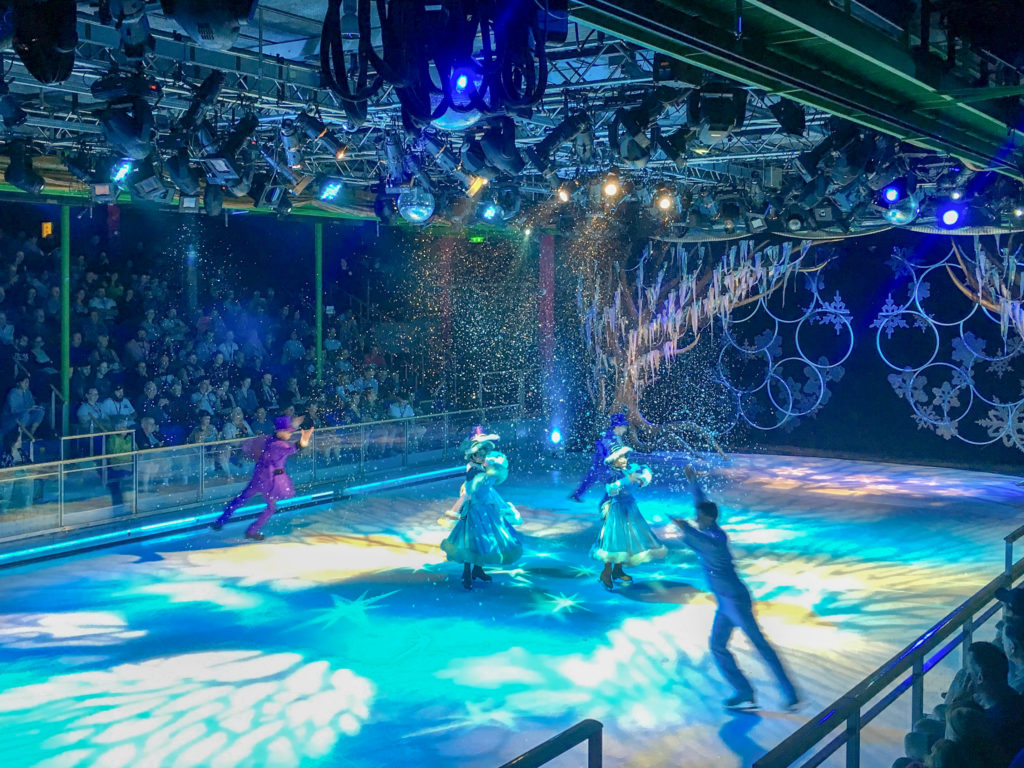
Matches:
[[550, 429, 562, 444], [112, 160, 132, 184], [883, 186, 899, 203], [455, 74, 469, 92], [319, 181, 343, 201], [481, 203, 499, 221], [941, 208, 961, 227]]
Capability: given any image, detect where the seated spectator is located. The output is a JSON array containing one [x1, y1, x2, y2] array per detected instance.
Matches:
[[152, 353, 176, 387], [280, 376, 307, 410], [29, 336, 57, 375], [363, 344, 385, 368], [44, 285, 60, 318], [68, 331, 88, 367], [11, 333, 30, 369], [124, 360, 150, 398], [208, 351, 230, 384], [136, 381, 169, 425], [101, 384, 137, 429], [195, 330, 217, 362], [139, 307, 160, 338], [159, 306, 187, 342], [250, 406, 273, 435], [281, 329, 305, 366], [190, 378, 219, 416], [362, 388, 385, 422], [257, 372, 280, 411], [218, 330, 239, 360], [963, 641, 1024, 761], [1002, 619, 1024, 694], [90, 334, 121, 371], [134, 415, 167, 493], [0, 310, 13, 346], [88, 286, 116, 318], [123, 327, 151, 364], [187, 412, 219, 444], [70, 361, 95, 405], [389, 392, 415, 420], [2, 375, 45, 439], [81, 309, 108, 345], [235, 376, 259, 416], [76, 388, 108, 434], [135, 415, 167, 450], [93, 360, 114, 399], [71, 288, 89, 318], [214, 380, 237, 420]]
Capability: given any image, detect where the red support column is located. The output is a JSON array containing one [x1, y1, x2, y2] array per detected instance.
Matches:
[[539, 234, 556, 402]]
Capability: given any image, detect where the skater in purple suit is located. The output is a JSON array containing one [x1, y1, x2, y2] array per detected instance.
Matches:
[[211, 415, 313, 540]]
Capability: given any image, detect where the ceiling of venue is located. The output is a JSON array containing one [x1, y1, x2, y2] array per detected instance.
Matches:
[[2, 0, 1024, 237]]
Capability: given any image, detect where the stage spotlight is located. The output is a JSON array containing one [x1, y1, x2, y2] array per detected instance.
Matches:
[[688, 82, 747, 143], [419, 133, 477, 191], [876, 176, 916, 209], [768, 98, 805, 136], [4, 140, 43, 194], [294, 111, 348, 161], [951, 189, 963, 201], [159, 0, 257, 50], [280, 119, 303, 169], [13, 0, 77, 84], [479, 117, 526, 175], [549, 429, 562, 444], [111, 159, 133, 185], [128, 157, 173, 203], [175, 70, 224, 136], [204, 183, 224, 216], [197, 113, 258, 186], [602, 171, 621, 198], [0, 78, 26, 128], [524, 227, 532, 236], [449, 61, 484, 108], [319, 178, 344, 202], [479, 201, 501, 222], [651, 186, 679, 217], [178, 193, 200, 213], [656, 126, 690, 170], [526, 112, 592, 179], [98, 97, 155, 160], [165, 147, 201, 195], [557, 185, 571, 203], [938, 205, 964, 228], [784, 207, 809, 232], [275, 190, 293, 215], [882, 189, 922, 226], [397, 186, 435, 224], [610, 87, 686, 168]]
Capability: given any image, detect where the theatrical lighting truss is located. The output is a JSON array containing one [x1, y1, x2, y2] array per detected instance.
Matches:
[[0, 77, 26, 129], [0, 3, 1021, 235]]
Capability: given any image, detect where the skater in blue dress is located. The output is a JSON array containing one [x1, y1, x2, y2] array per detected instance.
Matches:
[[591, 445, 666, 589], [440, 428, 523, 590]]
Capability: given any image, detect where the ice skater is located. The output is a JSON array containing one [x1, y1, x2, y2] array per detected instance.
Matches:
[[591, 445, 667, 590], [211, 415, 313, 540], [440, 428, 523, 590], [569, 412, 628, 502], [671, 465, 800, 711]]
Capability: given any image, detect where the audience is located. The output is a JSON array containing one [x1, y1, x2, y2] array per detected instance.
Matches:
[[0, 226, 435, 475]]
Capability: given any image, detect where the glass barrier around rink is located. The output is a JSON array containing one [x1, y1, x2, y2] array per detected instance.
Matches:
[[0, 405, 528, 545]]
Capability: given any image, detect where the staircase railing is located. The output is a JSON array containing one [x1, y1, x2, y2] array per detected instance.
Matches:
[[497, 719, 603, 768]]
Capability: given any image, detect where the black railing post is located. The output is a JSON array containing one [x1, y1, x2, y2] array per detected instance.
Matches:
[[962, 615, 973, 667], [911, 659, 924, 725], [588, 727, 602, 768], [846, 708, 860, 768]]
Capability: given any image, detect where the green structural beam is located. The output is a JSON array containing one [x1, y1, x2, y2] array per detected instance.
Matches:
[[571, 0, 1024, 179], [315, 222, 324, 383], [60, 205, 70, 435]]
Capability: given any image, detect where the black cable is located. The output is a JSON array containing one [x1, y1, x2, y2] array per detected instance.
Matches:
[[320, 0, 382, 125]]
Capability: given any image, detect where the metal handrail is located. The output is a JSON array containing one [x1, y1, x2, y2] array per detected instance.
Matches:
[[19, 405, 520, 469], [497, 719, 603, 768], [1006, 524, 1024, 577], [754, 555, 1024, 768]]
